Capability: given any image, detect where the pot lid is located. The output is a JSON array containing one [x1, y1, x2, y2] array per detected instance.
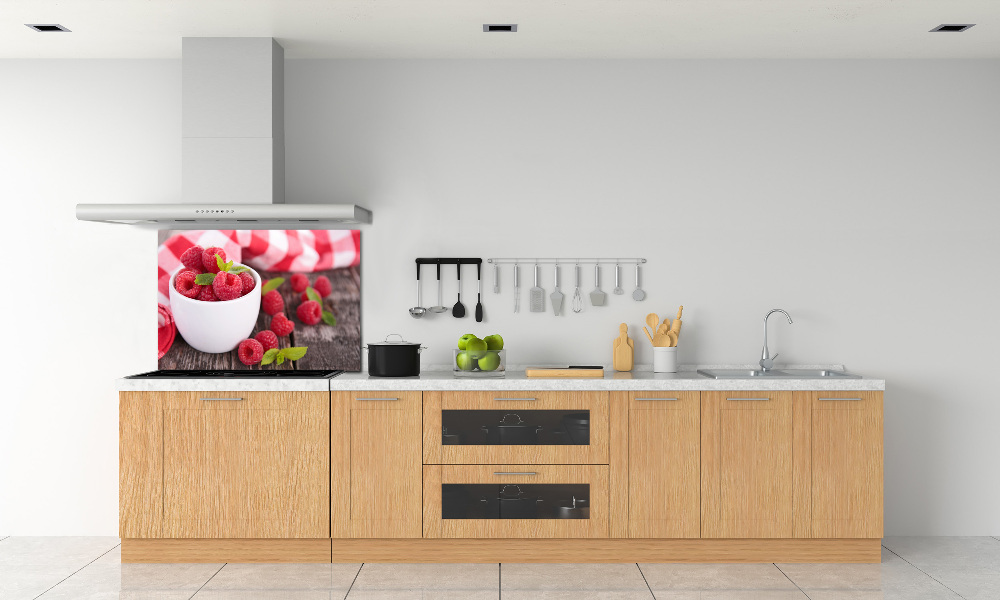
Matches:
[[367, 334, 421, 346]]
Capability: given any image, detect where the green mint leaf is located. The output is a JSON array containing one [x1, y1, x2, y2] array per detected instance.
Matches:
[[222, 259, 234, 272], [260, 277, 285, 295], [229, 265, 249, 274], [215, 254, 227, 272], [306, 287, 322, 304], [260, 348, 279, 366], [276, 354, 285, 365], [194, 273, 216, 286], [321, 311, 337, 326], [280, 347, 308, 361]]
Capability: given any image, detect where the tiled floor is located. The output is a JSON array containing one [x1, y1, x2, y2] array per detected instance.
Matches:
[[0, 537, 998, 599]]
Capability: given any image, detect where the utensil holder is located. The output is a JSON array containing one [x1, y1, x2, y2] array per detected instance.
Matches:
[[653, 347, 677, 373]]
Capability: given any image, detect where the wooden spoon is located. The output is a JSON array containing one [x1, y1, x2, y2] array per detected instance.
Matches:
[[653, 324, 670, 347], [643, 326, 655, 346], [645, 313, 659, 334], [667, 331, 679, 347]]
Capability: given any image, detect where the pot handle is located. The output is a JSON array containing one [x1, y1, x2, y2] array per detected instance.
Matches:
[[418, 346, 426, 354], [385, 333, 404, 343]]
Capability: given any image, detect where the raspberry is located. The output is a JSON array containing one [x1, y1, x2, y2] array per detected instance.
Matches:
[[313, 275, 332, 298], [290, 273, 309, 293], [174, 270, 201, 299], [254, 330, 279, 352], [261, 290, 284, 315], [180, 245, 205, 271], [212, 271, 243, 301], [197, 285, 217, 302], [299, 291, 311, 302], [238, 339, 264, 365], [297, 300, 322, 325], [239, 272, 256, 296], [271, 313, 294, 337], [202, 246, 226, 273]]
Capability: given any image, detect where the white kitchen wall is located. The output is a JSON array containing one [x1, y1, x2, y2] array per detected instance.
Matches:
[[1, 59, 997, 536]]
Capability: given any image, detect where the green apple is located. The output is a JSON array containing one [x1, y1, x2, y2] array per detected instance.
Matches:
[[465, 337, 488, 359], [478, 351, 501, 371], [457, 334, 478, 351], [455, 351, 476, 371], [483, 334, 504, 351]]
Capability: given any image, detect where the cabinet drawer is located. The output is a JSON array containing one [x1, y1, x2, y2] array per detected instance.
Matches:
[[423, 464, 609, 538], [161, 391, 304, 410], [423, 391, 609, 465]]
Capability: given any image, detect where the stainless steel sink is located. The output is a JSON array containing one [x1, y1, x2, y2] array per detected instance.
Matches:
[[697, 368, 861, 379]]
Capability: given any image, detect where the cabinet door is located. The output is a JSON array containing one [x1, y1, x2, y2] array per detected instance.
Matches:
[[627, 392, 700, 538], [332, 391, 422, 538], [161, 391, 329, 539], [702, 391, 793, 538], [804, 391, 883, 538], [120, 392, 163, 538]]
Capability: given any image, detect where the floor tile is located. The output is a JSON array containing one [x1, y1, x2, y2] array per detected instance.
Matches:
[[203, 562, 360, 592], [501, 563, 652, 599], [0, 564, 83, 600], [0, 536, 120, 568], [917, 566, 1000, 600], [883, 536, 1000, 570], [638, 563, 798, 592], [195, 592, 335, 599], [347, 563, 499, 599], [122, 561, 224, 591], [776, 562, 884, 590]]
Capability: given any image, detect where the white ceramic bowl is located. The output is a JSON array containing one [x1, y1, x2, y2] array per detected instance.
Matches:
[[168, 266, 261, 353]]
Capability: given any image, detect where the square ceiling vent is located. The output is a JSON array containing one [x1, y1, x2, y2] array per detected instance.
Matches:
[[930, 24, 975, 32], [25, 24, 71, 32]]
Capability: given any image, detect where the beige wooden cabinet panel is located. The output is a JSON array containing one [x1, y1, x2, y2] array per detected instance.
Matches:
[[802, 391, 884, 538], [120, 392, 164, 538], [423, 391, 609, 465], [332, 391, 422, 539], [160, 391, 329, 539], [423, 464, 609, 539], [627, 392, 700, 538], [702, 391, 793, 538]]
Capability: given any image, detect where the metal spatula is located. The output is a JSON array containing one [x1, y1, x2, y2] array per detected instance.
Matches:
[[529, 264, 545, 312], [550, 265, 564, 316], [589, 264, 607, 306]]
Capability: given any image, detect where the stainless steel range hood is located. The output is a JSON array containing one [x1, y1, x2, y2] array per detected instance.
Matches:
[[76, 37, 371, 228]]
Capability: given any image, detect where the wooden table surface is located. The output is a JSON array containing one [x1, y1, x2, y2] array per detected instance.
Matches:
[[159, 266, 361, 371]]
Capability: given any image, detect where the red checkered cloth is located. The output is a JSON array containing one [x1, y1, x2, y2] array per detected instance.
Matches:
[[157, 229, 360, 307]]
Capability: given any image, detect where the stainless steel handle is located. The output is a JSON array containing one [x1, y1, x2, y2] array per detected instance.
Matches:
[[727, 397, 771, 401], [494, 397, 537, 402], [200, 397, 243, 401], [493, 472, 537, 476], [819, 397, 863, 402], [357, 397, 400, 401], [636, 397, 679, 401]]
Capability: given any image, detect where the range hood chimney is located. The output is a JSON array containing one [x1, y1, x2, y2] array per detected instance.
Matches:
[[76, 37, 372, 228]]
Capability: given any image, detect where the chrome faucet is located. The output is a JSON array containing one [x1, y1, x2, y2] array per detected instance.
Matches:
[[760, 309, 793, 372]]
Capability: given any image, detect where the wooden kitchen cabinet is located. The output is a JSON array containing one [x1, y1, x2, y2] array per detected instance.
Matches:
[[620, 391, 700, 538], [152, 391, 329, 539], [701, 391, 794, 538], [331, 391, 422, 538], [797, 391, 883, 538]]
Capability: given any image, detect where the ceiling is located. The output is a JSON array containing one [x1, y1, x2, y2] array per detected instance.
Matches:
[[2, 0, 997, 59]]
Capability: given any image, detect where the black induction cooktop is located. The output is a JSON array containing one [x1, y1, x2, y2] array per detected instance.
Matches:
[[128, 370, 344, 379]]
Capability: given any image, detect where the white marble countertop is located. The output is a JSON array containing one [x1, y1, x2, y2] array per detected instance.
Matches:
[[117, 365, 884, 392]]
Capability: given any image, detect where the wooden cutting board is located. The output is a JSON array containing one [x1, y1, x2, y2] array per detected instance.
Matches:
[[525, 367, 605, 378]]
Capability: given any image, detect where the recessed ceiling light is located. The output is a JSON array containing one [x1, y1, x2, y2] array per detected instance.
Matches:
[[483, 24, 517, 32], [25, 24, 71, 32], [930, 24, 975, 32]]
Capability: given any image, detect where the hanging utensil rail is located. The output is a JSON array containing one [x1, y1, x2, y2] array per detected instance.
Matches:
[[487, 258, 646, 265]]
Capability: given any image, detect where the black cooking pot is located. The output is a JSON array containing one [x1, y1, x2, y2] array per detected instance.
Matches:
[[365, 334, 425, 377], [498, 484, 542, 519], [482, 413, 543, 445]]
